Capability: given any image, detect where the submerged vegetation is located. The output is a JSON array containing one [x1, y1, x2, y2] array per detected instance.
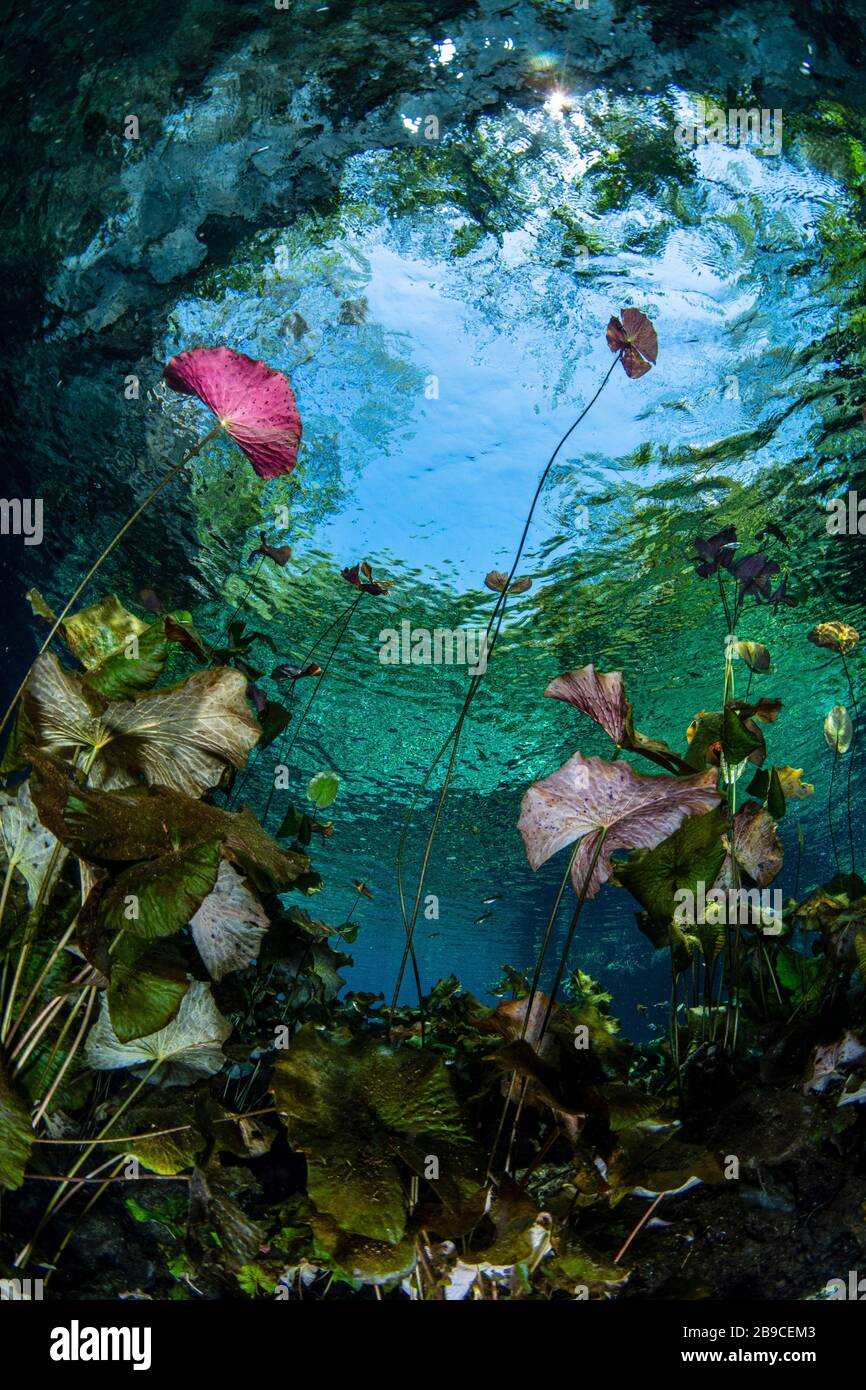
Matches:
[[1, 311, 864, 1302]]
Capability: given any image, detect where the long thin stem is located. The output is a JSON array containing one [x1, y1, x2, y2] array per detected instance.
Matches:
[[840, 653, 859, 875], [828, 738, 841, 877], [258, 596, 363, 827], [391, 355, 622, 1014], [0, 426, 222, 743], [485, 841, 581, 1178], [499, 832, 608, 1178], [15, 1061, 159, 1268]]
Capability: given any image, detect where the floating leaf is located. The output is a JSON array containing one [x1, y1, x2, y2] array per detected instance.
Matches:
[[606, 307, 658, 379], [824, 704, 853, 753], [190, 861, 269, 981], [808, 621, 859, 655], [484, 570, 531, 595], [249, 532, 291, 566], [85, 978, 231, 1085], [518, 753, 721, 899], [307, 770, 340, 810], [164, 346, 302, 480], [24, 655, 260, 797], [341, 563, 391, 596]]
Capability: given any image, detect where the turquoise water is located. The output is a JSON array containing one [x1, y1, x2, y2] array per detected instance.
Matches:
[[3, 1, 864, 1037]]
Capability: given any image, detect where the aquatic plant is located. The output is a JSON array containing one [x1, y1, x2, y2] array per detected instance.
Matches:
[[0, 349, 302, 745], [392, 309, 658, 1016]]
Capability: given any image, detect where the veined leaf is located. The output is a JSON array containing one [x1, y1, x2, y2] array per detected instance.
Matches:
[[85, 978, 231, 1085], [24, 654, 260, 797]]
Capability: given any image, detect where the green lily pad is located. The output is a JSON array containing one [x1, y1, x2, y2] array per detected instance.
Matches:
[[85, 978, 231, 1085], [106, 1101, 204, 1175], [307, 770, 340, 810], [617, 808, 728, 927], [107, 937, 190, 1043], [271, 1026, 471, 1244], [28, 752, 310, 894], [28, 591, 149, 669], [95, 839, 222, 942], [722, 705, 762, 764], [0, 1058, 32, 1191]]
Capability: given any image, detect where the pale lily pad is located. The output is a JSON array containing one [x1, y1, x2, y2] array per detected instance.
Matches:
[[734, 640, 771, 672], [824, 704, 853, 754], [546, 665, 628, 745], [85, 979, 231, 1085], [720, 802, 783, 887], [24, 654, 260, 797], [518, 753, 721, 899], [546, 665, 687, 771], [0, 779, 65, 906], [190, 861, 269, 981]]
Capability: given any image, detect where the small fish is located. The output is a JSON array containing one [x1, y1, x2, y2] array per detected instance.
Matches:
[[481, 895, 499, 905], [757, 522, 788, 547], [139, 586, 164, 614], [636, 1003, 648, 1017], [272, 662, 322, 682], [474, 912, 492, 924]]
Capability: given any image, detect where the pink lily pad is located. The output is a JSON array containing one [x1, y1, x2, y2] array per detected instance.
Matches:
[[164, 347, 301, 479], [545, 666, 628, 746], [518, 753, 721, 900], [606, 307, 658, 379]]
